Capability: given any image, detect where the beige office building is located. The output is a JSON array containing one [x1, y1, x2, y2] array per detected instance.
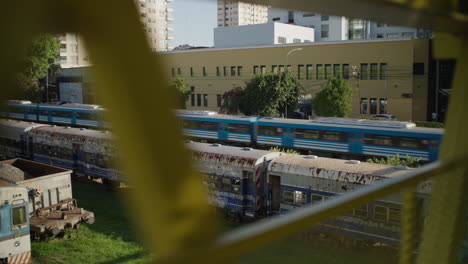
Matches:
[[160, 39, 430, 121], [217, 0, 268, 27]]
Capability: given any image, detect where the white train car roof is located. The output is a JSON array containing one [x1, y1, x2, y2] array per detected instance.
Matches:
[[28, 125, 112, 141], [268, 154, 412, 185], [176, 110, 259, 122], [0, 119, 47, 140], [186, 142, 282, 168], [258, 117, 443, 134]]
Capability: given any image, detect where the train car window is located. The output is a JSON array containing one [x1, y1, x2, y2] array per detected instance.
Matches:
[[258, 126, 282, 137], [321, 131, 347, 142], [39, 110, 49, 116], [397, 137, 429, 150], [353, 205, 368, 218], [363, 134, 394, 147], [185, 120, 218, 131], [388, 207, 401, 225], [9, 107, 24, 114], [26, 108, 37, 114], [295, 191, 306, 205], [231, 179, 241, 193], [311, 194, 324, 204], [76, 112, 98, 120], [52, 111, 72, 118], [12, 206, 27, 226], [222, 178, 231, 192], [283, 190, 295, 204], [295, 128, 320, 140], [373, 205, 388, 222], [227, 123, 250, 134]]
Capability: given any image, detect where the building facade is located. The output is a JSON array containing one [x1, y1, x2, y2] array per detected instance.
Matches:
[[217, 0, 268, 27], [267, 8, 430, 42], [214, 22, 314, 48], [161, 39, 430, 121]]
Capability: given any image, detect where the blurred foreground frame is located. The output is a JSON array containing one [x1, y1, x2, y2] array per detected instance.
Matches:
[[1, 0, 468, 264]]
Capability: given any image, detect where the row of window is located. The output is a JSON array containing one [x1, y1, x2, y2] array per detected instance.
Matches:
[[283, 190, 401, 225], [182, 122, 433, 150], [360, 98, 387, 115], [171, 62, 408, 81], [364, 134, 434, 150], [190, 93, 223, 108], [7, 107, 100, 120], [33, 143, 114, 167], [0, 137, 20, 148]]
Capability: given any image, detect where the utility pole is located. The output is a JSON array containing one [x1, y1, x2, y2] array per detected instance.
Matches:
[[352, 65, 361, 117]]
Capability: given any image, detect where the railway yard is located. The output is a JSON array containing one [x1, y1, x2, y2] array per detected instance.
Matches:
[[30, 179, 399, 264]]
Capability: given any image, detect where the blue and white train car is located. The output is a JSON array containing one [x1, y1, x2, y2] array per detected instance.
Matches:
[[187, 142, 282, 221], [267, 154, 431, 244], [3, 101, 106, 128], [0, 185, 31, 264], [257, 117, 443, 161], [176, 110, 260, 145]]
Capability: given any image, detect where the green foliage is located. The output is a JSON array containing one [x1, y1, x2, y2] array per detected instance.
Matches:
[[171, 75, 190, 108], [32, 180, 151, 263], [366, 154, 421, 168], [241, 72, 301, 117], [17, 34, 60, 102], [220, 86, 244, 115], [312, 77, 353, 117], [269, 146, 300, 155], [414, 121, 445, 128]]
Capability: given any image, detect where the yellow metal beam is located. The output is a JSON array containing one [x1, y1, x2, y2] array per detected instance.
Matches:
[[416, 36, 468, 264], [1, 0, 219, 262]]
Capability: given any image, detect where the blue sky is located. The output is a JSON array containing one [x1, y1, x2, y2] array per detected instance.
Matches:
[[172, 0, 217, 47]]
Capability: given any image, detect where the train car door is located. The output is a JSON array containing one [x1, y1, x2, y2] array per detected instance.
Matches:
[[219, 122, 228, 141], [72, 143, 84, 175], [283, 127, 294, 147], [270, 175, 281, 215], [348, 132, 360, 154]]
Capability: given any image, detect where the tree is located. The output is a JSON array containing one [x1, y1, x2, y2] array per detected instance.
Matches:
[[171, 75, 190, 109], [241, 71, 301, 117], [16, 34, 60, 102], [220, 86, 244, 115], [312, 77, 353, 117]]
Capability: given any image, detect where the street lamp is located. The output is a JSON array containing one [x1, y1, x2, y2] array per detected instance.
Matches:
[[285, 48, 302, 72], [283, 48, 303, 118], [45, 62, 59, 103]]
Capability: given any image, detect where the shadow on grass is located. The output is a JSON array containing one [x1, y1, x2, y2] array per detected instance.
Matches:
[[97, 250, 149, 264], [72, 179, 141, 243]]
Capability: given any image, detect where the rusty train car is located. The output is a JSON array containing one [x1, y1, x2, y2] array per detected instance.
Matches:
[[0, 119, 431, 245], [187, 141, 430, 244]]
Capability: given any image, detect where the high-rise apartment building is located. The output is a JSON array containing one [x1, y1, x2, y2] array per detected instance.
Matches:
[[137, 0, 173, 52], [58, 0, 173, 67], [217, 1, 268, 27]]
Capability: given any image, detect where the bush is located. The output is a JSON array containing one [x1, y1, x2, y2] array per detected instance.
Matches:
[[269, 147, 300, 155], [366, 154, 421, 168], [414, 121, 445, 128]]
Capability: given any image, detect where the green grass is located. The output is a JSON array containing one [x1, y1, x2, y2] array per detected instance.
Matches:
[[31, 181, 398, 264], [31, 180, 150, 264], [237, 235, 398, 264]]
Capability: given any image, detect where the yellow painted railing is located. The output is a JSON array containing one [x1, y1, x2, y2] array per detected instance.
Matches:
[[1, 0, 467, 263]]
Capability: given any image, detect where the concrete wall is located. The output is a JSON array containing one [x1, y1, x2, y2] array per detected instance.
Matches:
[[214, 22, 314, 48]]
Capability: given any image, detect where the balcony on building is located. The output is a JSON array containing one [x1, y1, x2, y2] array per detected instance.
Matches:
[[167, 15, 173, 21]]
